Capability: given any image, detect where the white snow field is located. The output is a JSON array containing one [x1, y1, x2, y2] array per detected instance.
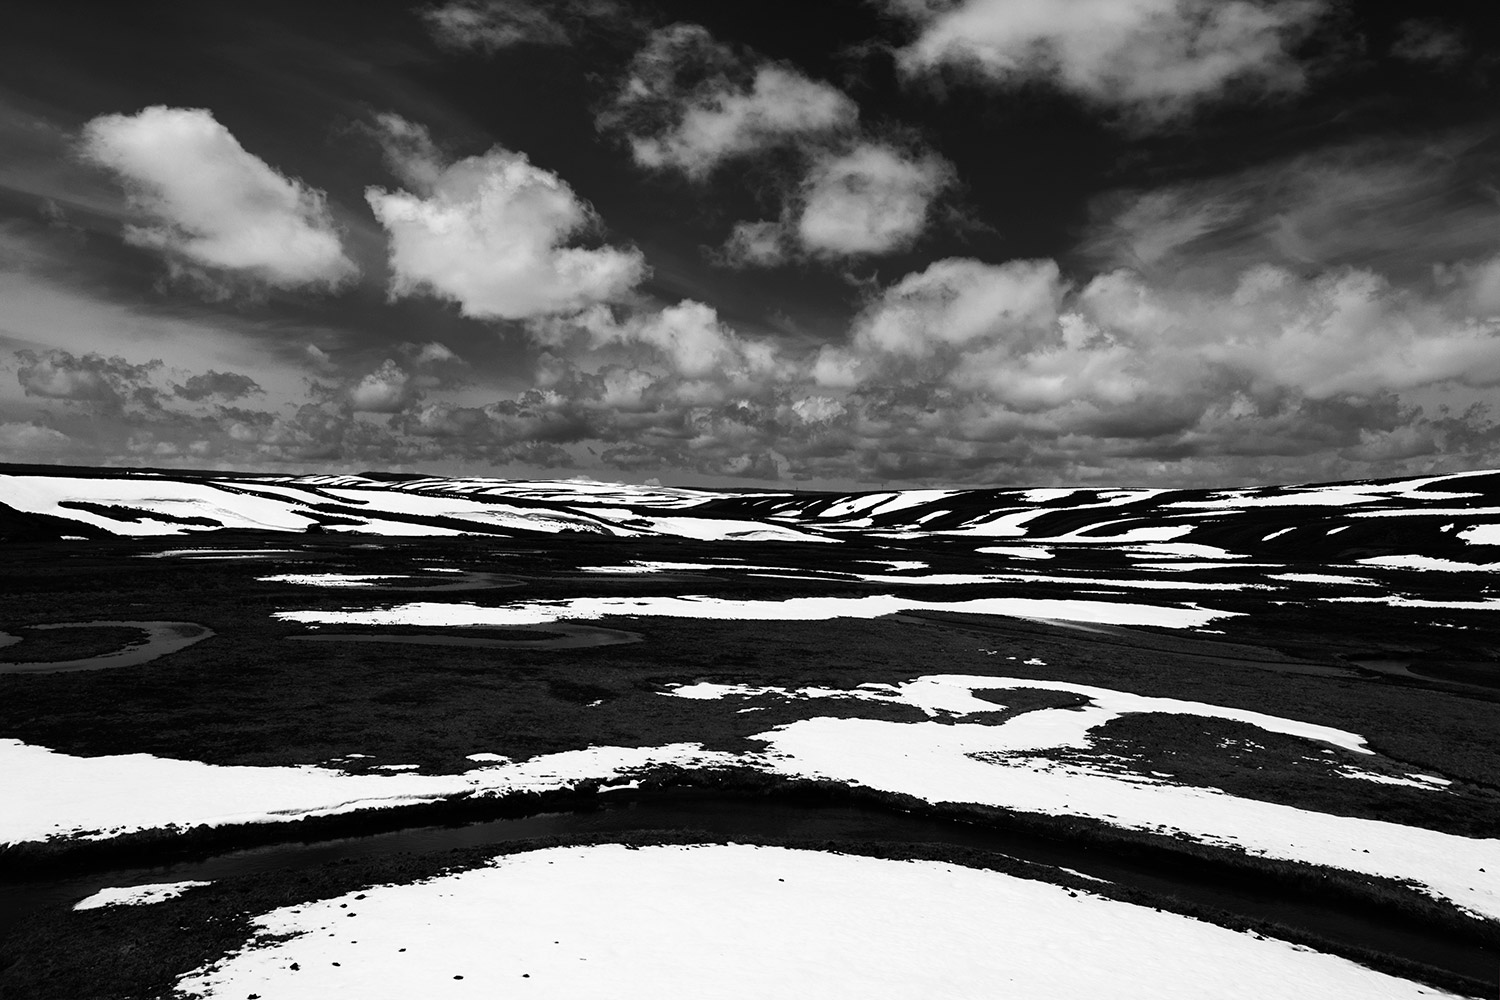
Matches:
[[73, 880, 211, 910], [668, 674, 1500, 923], [173, 844, 1461, 1000], [6, 468, 1499, 548], [0, 738, 736, 845], [5, 673, 1496, 923], [275, 594, 1238, 629]]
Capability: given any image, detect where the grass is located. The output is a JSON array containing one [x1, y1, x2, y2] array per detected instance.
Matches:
[[0, 627, 147, 664]]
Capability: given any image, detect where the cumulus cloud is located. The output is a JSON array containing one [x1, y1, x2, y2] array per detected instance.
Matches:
[[79, 106, 357, 288], [845, 257, 1500, 400], [539, 300, 787, 386], [0, 421, 73, 456], [15, 350, 162, 406], [884, 0, 1328, 120], [796, 144, 952, 257], [603, 24, 858, 179], [172, 370, 264, 402], [348, 359, 419, 413], [603, 26, 953, 265], [366, 115, 646, 319]]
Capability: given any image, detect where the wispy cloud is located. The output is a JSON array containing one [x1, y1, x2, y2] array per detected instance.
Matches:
[[79, 106, 358, 290], [420, 0, 640, 52], [421, 0, 570, 50], [1081, 132, 1500, 281], [1390, 19, 1467, 66]]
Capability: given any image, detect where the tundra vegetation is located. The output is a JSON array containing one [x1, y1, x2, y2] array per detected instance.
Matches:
[[0, 465, 1496, 998]]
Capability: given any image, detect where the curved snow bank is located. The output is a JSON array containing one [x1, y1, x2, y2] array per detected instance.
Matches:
[[667, 674, 1373, 754], [672, 675, 1499, 923], [0, 739, 735, 846], [173, 844, 1454, 1000], [275, 595, 1236, 630]]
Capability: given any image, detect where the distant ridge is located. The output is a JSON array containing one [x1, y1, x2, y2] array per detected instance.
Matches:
[[1, 464, 1498, 565]]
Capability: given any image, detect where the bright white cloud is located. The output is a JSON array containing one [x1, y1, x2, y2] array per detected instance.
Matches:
[[824, 254, 1500, 436], [632, 70, 856, 178], [79, 106, 356, 288], [571, 300, 783, 380], [797, 144, 952, 257], [887, 0, 1327, 119], [606, 26, 952, 265], [604, 25, 857, 179], [849, 258, 1066, 358], [349, 360, 417, 413], [365, 116, 645, 320]]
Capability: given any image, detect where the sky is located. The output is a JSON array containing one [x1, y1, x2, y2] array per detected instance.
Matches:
[[1, 0, 1499, 489]]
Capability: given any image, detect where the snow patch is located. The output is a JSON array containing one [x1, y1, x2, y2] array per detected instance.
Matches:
[[74, 880, 211, 910], [173, 844, 1443, 1000]]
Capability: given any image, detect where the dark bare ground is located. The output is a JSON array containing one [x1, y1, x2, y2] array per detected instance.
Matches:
[[1, 533, 1498, 998]]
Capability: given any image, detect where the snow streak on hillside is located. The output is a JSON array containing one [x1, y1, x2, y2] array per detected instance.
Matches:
[[5, 467, 1500, 560]]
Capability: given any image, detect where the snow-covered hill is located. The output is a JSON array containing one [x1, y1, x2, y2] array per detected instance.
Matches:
[[3, 465, 1499, 564]]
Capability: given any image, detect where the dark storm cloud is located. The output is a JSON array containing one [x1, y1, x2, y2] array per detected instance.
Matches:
[[15, 350, 161, 405], [173, 370, 264, 402]]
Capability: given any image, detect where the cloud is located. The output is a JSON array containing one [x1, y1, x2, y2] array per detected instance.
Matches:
[[0, 421, 73, 456], [839, 257, 1500, 405], [843, 258, 1065, 359], [421, 0, 570, 50], [589, 300, 783, 379], [79, 106, 357, 289], [1080, 133, 1500, 281], [172, 370, 264, 402], [15, 350, 162, 405], [718, 220, 789, 268], [348, 359, 419, 413], [366, 115, 646, 319], [420, 0, 639, 51], [604, 27, 953, 265], [884, 0, 1328, 120], [602, 24, 858, 179], [796, 144, 953, 257], [1390, 19, 1467, 65]]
